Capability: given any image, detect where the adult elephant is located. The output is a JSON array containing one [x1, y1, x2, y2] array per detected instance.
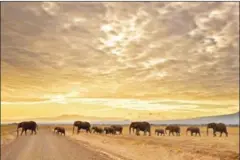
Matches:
[[72, 121, 91, 134], [110, 125, 123, 134], [165, 125, 180, 136], [17, 121, 38, 136], [129, 121, 151, 136], [207, 123, 228, 137], [186, 126, 201, 136]]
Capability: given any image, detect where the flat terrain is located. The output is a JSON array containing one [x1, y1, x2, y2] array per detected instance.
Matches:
[[1, 125, 239, 160], [1, 128, 124, 160]]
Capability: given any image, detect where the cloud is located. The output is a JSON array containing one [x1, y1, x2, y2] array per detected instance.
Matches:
[[1, 2, 239, 104]]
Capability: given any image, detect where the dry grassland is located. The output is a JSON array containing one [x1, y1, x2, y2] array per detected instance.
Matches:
[[1, 125, 239, 160], [1, 125, 17, 146], [65, 125, 239, 160]]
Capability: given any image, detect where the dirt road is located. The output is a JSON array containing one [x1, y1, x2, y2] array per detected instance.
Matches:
[[1, 130, 122, 160]]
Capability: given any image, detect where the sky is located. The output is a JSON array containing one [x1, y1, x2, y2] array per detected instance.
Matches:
[[1, 2, 239, 121]]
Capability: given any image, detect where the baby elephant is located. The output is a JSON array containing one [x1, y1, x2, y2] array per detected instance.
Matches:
[[92, 126, 104, 134], [54, 127, 66, 136], [155, 129, 165, 136], [104, 127, 116, 135], [110, 125, 123, 135], [186, 126, 201, 136]]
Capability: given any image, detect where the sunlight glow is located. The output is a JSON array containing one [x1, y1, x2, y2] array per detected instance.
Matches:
[[49, 95, 67, 104], [101, 24, 112, 32]]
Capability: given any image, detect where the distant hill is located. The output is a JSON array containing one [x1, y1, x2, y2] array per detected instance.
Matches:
[[2, 112, 239, 125], [149, 112, 239, 125], [1, 114, 123, 124]]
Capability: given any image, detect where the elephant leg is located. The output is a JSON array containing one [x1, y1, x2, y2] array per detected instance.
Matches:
[[191, 132, 193, 136], [213, 131, 216, 137], [136, 129, 140, 136], [25, 129, 27, 135], [225, 131, 228, 137], [21, 128, 24, 136], [220, 132, 222, 137]]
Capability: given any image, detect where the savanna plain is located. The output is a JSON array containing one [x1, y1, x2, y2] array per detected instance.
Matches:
[[1, 124, 239, 160]]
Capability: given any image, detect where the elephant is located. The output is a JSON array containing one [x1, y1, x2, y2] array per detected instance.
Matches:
[[207, 123, 228, 137], [92, 126, 104, 134], [54, 127, 65, 136], [186, 126, 201, 136], [72, 121, 91, 134], [53, 127, 60, 133], [129, 121, 151, 136], [155, 129, 165, 136], [165, 125, 180, 136], [110, 125, 123, 134], [17, 121, 38, 136], [104, 127, 116, 135]]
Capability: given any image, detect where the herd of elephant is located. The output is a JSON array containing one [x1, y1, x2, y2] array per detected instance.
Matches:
[[16, 121, 229, 137]]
